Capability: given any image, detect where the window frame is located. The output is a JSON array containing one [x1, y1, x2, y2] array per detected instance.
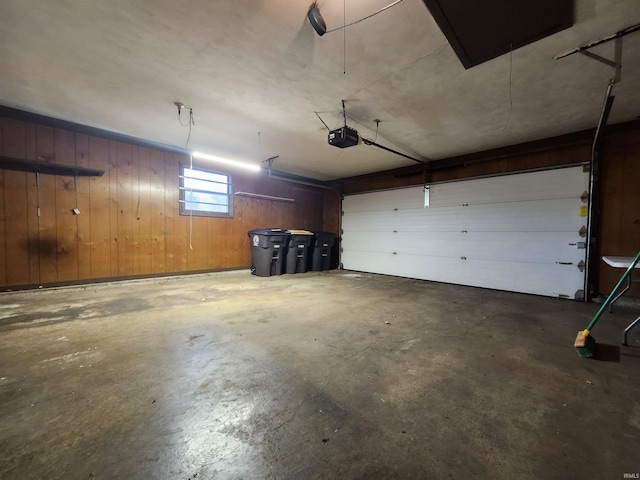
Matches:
[[179, 162, 234, 218]]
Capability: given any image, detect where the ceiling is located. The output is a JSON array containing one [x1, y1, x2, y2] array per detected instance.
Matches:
[[1, 0, 639, 181]]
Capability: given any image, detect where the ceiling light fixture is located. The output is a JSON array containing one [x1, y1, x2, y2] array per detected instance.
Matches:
[[307, 3, 327, 36], [191, 151, 261, 173]]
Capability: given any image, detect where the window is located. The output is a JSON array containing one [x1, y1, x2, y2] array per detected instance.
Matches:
[[179, 163, 233, 218]]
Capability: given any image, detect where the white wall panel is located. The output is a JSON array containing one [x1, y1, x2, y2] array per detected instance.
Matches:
[[341, 166, 589, 298]]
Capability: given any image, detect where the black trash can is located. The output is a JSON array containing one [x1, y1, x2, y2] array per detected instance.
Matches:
[[285, 230, 314, 274], [248, 228, 290, 277], [310, 231, 336, 271]]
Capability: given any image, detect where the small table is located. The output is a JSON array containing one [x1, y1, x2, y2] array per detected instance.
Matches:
[[602, 256, 640, 346]]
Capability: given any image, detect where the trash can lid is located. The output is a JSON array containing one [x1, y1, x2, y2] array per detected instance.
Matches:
[[287, 229, 313, 235], [248, 228, 290, 236]]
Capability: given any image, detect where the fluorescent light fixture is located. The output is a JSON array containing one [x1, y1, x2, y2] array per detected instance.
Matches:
[[191, 151, 261, 172]]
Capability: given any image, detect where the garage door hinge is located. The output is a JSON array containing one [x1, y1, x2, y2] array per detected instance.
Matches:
[[577, 242, 586, 249], [577, 260, 586, 272]]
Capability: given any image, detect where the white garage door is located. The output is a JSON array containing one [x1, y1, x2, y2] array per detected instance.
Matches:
[[341, 165, 590, 299]]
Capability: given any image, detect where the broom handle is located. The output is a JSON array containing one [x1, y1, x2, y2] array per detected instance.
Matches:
[[584, 250, 640, 334]]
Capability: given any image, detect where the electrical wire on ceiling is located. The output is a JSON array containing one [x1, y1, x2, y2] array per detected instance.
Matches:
[[174, 102, 195, 149]]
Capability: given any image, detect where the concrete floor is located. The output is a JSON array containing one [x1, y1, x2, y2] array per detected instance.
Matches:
[[1, 270, 639, 480]]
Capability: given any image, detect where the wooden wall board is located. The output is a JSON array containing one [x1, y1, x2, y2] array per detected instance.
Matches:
[[163, 152, 175, 273], [236, 196, 252, 267], [130, 146, 140, 275], [25, 123, 40, 283], [53, 128, 79, 281], [75, 133, 92, 279], [0, 122, 5, 285], [1, 119, 30, 285], [116, 142, 133, 276], [35, 126, 58, 283], [323, 190, 340, 235], [187, 215, 209, 271], [108, 141, 119, 277], [170, 154, 188, 272], [88, 136, 111, 278], [618, 143, 640, 296], [137, 147, 152, 274], [3, 171, 30, 285], [149, 150, 166, 273]]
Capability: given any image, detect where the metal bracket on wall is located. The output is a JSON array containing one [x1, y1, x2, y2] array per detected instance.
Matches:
[[0, 156, 104, 177]]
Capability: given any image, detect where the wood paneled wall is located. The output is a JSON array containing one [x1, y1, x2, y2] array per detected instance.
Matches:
[[599, 127, 640, 297], [0, 116, 339, 289]]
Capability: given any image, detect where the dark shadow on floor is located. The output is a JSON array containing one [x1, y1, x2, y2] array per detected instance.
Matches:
[[594, 343, 621, 362]]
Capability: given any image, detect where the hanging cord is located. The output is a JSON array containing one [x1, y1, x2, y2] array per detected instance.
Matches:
[[326, 0, 405, 34], [502, 43, 513, 132], [176, 104, 195, 149], [374, 119, 380, 142], [189, 153, 193, 250], [343, 0, 346, 74], [185, 109, 194, 149]]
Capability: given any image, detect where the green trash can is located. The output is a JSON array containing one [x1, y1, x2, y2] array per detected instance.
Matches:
[[248, 228, 290, 277], [285, 230, 314, 274]]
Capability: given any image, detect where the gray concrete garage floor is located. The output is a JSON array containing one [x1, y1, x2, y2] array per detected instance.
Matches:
[[1, 270, 639, 480]]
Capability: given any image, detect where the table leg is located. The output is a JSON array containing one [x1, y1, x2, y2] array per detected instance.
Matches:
[[623, 315, 640, 346], [609, 275, 631, 313]]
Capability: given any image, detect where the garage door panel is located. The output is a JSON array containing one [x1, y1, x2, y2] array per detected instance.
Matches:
[[343, 231, 584, 264], [343, 187, 423, 213], [345, 199, 586, 234], [341, 166, 589, 298], [430, 167, 587, 206], [343, 252, 583, 298], [399, 202, 584, 233]]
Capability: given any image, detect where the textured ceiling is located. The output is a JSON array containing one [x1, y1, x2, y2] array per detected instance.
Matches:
[[1, 0, 639, 180]]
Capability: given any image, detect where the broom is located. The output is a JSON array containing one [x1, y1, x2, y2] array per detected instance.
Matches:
[[575, 250, 640, 357]]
